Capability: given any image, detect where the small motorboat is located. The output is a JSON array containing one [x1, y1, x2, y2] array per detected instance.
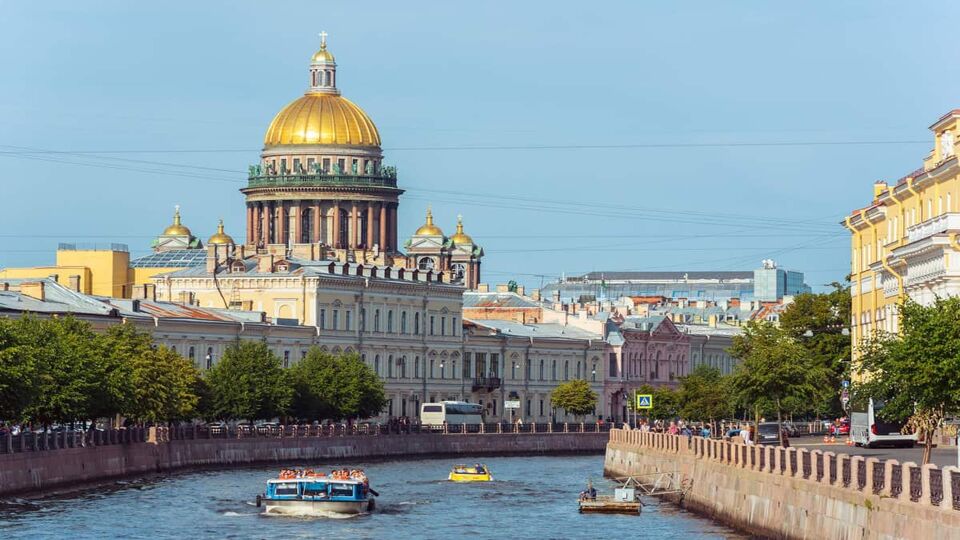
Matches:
[[448, 463, 493, 482], [257, 468, 377, 516]]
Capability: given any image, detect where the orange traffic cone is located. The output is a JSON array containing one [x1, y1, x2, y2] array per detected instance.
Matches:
[[823, 435, 829, 443], [829, 436, 836, 444], [846, 438, 854, 446]]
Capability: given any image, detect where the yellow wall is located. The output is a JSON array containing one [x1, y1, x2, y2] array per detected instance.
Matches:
[[0, 266, 93, 293], [54, 249, 130, 297]]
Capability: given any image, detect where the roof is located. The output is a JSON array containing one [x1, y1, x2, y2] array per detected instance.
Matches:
[[105, 298, 265, 323], [574, 271, 753, 282], [130, 249, 207, 268], [0, 278, 117, 317], [466, 318, 600, 340], [463, 292, 541, 309]]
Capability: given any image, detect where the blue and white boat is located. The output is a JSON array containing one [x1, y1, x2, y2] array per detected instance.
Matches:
[[258, 469, 377, 516]]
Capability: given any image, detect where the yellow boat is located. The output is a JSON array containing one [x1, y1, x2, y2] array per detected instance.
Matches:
[[448, 464, 493, 482]]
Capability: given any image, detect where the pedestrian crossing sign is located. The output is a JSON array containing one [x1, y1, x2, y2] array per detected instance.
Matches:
[[635, 394, 653, 409]]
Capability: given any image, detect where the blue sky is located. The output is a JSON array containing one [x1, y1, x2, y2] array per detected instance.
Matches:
[[2, 1, 957, 291]]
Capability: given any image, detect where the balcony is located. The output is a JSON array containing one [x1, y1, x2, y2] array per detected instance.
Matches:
[[472, 377, 501, 392], [245, 166, 399, 190], [906, 213, 960, 244]]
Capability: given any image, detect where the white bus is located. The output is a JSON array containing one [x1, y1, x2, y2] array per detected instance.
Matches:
[[419, 401, 483, 426], [851, 398, 917, 448]]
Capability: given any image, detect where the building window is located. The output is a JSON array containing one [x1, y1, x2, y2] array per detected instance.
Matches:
[[430, 359, 435, 379], [387, 310, 393, 333], [512, 361, 517, 379], [374, 355, 381, 376], [415, 356, 420, 378], [539, 360, 544, 380], [337, 158, 346, 172], [401, 312, 407, 333], [414, 313, 420, 334], [320, 309, 326, 329], [608, 353, 618, 377], [441, 316, 446, 336], [401, 356, 407, 378], [564, 361, 569, 380], [576, 361, 581, 379], [188, 346, 195, 362], [301, 350, 307, 360], [539, 399, 544, 416], [283, 350, 290, 368], [206, 347, 214, 369], [345, 310, 352, 331], [526, 399, 531, 417], [332, 309, 339, 330], [430, 316, 435, 335], [388, 355, 394, 378], [322, 157, 330, 172], [360, 308, 365, 331], [552, 360, 557, 380], [374, 309, 380, 332], [592, 363, 597, 382], [452, 317, 457, 336]]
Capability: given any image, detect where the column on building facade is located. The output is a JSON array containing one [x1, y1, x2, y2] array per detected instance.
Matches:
[[292, 203, 302, 244], [389, 203, 398, 252], [379, 203, 388, 250], [366, 203, 375, 248], [246, 204, 254, 245], [260, 203, 269, 245], [312, 201, 321, 245], [332, 202, 341, 249], [277, 202, 287, 246], [350, 202, 358, 249]]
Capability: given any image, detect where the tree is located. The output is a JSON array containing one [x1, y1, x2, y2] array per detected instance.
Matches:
[[125, 346, 201, 424], [678, 365, 733, 433], [0, 317, 41, 422], [550, 379, 597, 419], [729, 321, 829, 445], [205, 340, 292, 421], [289, 349, 386, 421], [856, 298, 960, 465], [779, 283, 852, 416]]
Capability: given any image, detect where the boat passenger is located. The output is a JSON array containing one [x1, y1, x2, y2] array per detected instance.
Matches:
[[474, 464, 484, 474]]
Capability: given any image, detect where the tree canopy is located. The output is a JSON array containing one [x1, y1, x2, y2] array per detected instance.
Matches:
[[677, 365, 733, 423], [550, 379, 597, 418], [856, 298, 960, 464], [289, 349, 386, 421], [204, 340, 292, 421]]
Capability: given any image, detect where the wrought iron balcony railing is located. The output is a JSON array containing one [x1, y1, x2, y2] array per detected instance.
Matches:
[[472, 376, 502, 392], [246, 172, 398, 189]]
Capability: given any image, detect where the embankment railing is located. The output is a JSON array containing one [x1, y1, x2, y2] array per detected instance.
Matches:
[[0, 422, 611, 454], [608, 428, 959, 512]]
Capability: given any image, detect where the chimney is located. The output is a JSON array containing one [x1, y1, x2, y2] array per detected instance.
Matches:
[[551, 290, 561, 302], [873, 181, 887, 200], [21, 281, 45, 301], [132, 284, 157, 301], [68, 275, 81, 292], [257, 253, 275, 273], [495, 283, 509, 293], [531, 289, 541, 301], [516, 286, 525, 297], [477, 283, 489, 293], [708, 314, 717, 328]]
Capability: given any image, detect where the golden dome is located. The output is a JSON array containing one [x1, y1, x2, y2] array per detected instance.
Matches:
[[263, 94, 381, 147], [312, 47, 335, 63], [415, 206, 444, 236], [162, 206, 192, 236], [450, 215, 473, 245], [207, 219, 235, 245]]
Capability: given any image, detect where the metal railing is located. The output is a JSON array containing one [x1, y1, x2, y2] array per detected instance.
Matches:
[[246, 172, 398, 189]]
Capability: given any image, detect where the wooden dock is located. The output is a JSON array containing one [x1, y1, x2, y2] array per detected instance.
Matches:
[[578, 496, 642, 514]]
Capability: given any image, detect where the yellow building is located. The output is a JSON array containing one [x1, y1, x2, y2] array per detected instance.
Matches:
[[0, 207, 222, 298], [844, 109, 960, 365]]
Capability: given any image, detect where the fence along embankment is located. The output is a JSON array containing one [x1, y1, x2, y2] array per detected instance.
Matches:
[[605, 429, 960, 539]]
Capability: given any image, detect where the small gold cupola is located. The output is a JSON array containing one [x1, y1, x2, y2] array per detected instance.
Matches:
[[450, 215, 473, 245], [162, 205, 192, 237], [414, 206, 444, 236], [207, 219, 235, 245]]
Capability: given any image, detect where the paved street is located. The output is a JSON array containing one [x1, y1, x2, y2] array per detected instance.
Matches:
[[789, 435, 959, 468]]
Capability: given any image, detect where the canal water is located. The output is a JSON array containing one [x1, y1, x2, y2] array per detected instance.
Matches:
[[0, 455, 746, 539]]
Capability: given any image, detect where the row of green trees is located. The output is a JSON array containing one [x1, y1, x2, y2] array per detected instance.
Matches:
[[0, 316, 386, 426]]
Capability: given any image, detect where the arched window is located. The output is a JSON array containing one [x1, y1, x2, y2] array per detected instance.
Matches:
[[388, 355, 394, 378], [576, 361, 581, 379], [188, 346, 195, 363], [387, 310, 393, 333], [360, 308, 366, 331], [414, 313, 420, 335], [539, 360, 544, 380], [430, 359, 435, 379], [401, 312, 407, 334], [374, 309, 380, 332], [374, 355, 381, 376], [591, 363, 597, 382]]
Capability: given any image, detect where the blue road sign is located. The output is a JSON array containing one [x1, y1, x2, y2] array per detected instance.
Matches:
[[636, 394, 653, 409]]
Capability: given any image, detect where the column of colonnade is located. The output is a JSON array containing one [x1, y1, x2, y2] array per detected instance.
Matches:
[[246, 200, 398, 251]]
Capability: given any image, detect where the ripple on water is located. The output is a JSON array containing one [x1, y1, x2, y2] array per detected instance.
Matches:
[[0, 455, 750, 540]]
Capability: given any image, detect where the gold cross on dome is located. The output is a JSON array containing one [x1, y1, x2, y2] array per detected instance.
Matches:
[[319, 31, 328, 49]]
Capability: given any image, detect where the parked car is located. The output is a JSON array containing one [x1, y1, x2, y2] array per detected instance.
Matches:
[[756, 422, 782, 445], [828, 419, 850, 436]]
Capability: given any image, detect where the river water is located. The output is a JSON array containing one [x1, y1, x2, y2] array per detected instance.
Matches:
[[0, 454, 746, 539]]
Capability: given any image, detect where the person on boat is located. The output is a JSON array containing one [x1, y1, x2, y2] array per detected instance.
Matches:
[[474, 464, 484, 474], [588, 485, 597, 500]]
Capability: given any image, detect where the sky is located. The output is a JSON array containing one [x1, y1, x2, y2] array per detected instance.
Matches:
[[2, 1, 958, 292]]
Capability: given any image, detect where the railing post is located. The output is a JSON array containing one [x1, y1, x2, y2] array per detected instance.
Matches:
[[882, 459, 899, 497], [795, 448, 807, 478], [865, 457, 880, 494], [851, 456, 865, 490], [564, 422, 569, 433], [833, 453, 847, 487], [920, 463, 936, 505], [497, 422, 502, 434], [943, 466, 958, 509], [480, 422, 485, 434]]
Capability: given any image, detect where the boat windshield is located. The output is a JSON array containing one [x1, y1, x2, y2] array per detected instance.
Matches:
[[274, 482, 299, 496], [330, 483, 355, 497], [303, 482, 327, 496]]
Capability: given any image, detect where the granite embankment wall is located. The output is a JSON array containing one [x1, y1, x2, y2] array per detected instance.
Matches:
[[605, 429, 960, 540], [0, 428, 606, 497]]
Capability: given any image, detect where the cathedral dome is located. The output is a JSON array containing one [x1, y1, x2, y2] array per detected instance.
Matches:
[[415, 207, 444, 236], [207, 219, 235, 245], [263, 94, 380, 147]]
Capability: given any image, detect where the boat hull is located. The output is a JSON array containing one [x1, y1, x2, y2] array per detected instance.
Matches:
[[263, 498, 372, 516], [448, 472, 493, 482]]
